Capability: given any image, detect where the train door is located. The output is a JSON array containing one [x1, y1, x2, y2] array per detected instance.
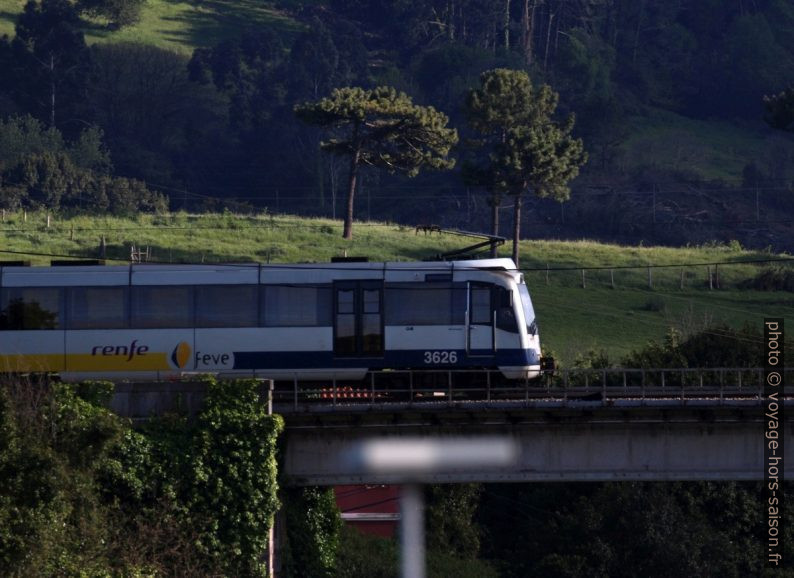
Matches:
[[466, 283, 494, 356], [333, 281, 384, 357]]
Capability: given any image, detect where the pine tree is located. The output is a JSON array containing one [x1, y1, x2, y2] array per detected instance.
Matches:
[[465, 69, 586, 266], [295, 86, 458, 239]]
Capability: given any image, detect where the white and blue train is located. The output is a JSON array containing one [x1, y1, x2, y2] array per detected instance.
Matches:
[[0, 258, 546, 382]]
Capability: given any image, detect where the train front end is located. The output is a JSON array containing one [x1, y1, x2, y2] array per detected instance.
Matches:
[[457, 259, 547, 380], [498, 266, 546, 380]]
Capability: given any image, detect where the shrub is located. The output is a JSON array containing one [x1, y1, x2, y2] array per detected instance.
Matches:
[[283, 486, 342, 578], [739, 266, 794, 292]]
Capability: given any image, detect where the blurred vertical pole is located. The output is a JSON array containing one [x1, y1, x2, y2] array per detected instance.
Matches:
[[267, 380, 275, 577], [347, 437, 517, 578], [400, 483, 425, 578]]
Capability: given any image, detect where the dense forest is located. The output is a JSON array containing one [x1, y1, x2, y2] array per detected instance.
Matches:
[[1, 0, 793, 249]]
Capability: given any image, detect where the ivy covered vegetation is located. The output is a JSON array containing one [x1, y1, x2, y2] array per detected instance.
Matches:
[[283, 486, 342, 578], [0, 377, 282, 576]]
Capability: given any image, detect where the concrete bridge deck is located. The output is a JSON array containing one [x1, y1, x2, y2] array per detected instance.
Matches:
[[105, 367, 793, 485], [281, 399, 792, 485]]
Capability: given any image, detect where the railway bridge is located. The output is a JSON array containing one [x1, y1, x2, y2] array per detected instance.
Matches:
[[110, 367, 794, 484]]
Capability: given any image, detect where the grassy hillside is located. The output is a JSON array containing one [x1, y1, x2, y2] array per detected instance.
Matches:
[[0, 0, 302, 54], [1, 210, 791, 365], [623, 110, 794, 182]]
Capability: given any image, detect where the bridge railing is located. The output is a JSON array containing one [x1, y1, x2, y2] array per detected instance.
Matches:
[[552, 367, 769, 389], [271, 367, 794, 412], [544, 366, 790, 403]]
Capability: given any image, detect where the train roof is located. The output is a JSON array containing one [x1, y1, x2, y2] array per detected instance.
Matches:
[[0, 258, 515, 270], [0, 258, 520, 286]]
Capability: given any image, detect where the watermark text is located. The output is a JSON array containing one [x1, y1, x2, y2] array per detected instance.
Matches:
[[765, 319, 784, 568]]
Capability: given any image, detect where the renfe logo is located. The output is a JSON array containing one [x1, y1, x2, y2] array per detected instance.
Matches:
[[172, 342, 192, 369], [91, 340, 149, 362]]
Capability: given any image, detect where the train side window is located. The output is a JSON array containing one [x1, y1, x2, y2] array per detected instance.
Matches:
[[67, 287, 128, 329], [131, 286, 194, 328], [494, 287, 519, 333], [335, 288, 356, 354], [0, 287, 61, 330], [261, 285, 332, 327], [196, 285, 258, 327], [451, 285, 466, 320], [361, 288, 382, 353], [518, 283, 537, 335], [470, 286, 491, 325], [385, 283, 465, 325]]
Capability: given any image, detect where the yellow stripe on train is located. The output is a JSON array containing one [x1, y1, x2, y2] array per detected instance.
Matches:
[[67, 353, 171, 371], [0, 353, 171, 372], [0, 354, 66, 372]]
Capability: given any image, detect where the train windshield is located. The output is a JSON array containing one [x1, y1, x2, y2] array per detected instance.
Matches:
[[517, 283, 537, 335]]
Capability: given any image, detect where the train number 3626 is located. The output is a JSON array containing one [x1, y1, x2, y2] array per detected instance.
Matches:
[[423, 351, 458, 364]]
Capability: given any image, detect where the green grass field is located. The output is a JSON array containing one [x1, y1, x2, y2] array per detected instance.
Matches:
[[622, 109, 794, 182], [0, 0, 302, 54], [0, 0, 22, 39], [1, 210, 791, 365]]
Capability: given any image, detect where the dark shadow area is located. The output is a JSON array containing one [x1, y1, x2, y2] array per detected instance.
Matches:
[[158, 0, 301, 49], [80, 19, 118, 41]]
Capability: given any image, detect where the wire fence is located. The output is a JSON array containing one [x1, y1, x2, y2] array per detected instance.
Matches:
[[522, 259, 794, 292]]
